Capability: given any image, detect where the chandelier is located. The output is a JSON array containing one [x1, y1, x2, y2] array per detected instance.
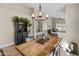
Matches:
[[32, 4, 48, 20]]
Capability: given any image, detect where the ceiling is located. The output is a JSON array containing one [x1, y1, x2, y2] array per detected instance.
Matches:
[[23, 3, 70, 18]]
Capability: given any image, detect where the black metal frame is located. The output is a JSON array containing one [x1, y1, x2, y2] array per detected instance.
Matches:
[[0, 49, 5, 56]]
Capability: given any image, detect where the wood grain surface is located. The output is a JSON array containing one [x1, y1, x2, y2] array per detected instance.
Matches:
[[16, 36, 59, 56]]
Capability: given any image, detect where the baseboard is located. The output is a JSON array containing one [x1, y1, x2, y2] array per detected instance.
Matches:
[[0, 42, 15, 48]]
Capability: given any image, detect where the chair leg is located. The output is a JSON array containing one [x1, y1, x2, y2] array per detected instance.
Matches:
[[0, 49, 5, 56], [52, 48, 55, 56]]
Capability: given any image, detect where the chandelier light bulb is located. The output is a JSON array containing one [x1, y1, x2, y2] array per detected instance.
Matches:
[[42, 17, 45, 19], [32, 14, 35, 18], [39, 12, 42, 17], [42, 17, 45, 21], [35, 17, 37, 20], [46, 14, 48, 19], [46, 14, 48, 17]]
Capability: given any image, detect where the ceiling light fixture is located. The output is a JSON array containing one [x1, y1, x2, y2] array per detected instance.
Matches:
[[32, 4, 48, 20]]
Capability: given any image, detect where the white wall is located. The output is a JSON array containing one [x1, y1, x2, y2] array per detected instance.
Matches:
[[0, 3, 33, 48], [63, 4, 79, 48]]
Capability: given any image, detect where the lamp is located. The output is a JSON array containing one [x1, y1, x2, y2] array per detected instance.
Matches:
[[32, 4, 48, 20]]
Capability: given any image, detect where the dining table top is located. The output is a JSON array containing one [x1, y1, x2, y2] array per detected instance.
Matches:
[[15, 36, 60, 56]]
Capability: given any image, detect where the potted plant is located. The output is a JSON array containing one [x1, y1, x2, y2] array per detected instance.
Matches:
[[13, 16, 32, 32]]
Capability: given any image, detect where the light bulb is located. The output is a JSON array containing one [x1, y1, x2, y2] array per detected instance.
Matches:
[[42, 17, 45, 19], [42, 17, 45, 21], [35, 17, 37, 20], [46, 14, 48, 19], [39, 12, 42, 17], [32, 13, 35, 19]]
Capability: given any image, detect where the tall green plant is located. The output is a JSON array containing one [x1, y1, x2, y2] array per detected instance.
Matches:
[[13, 16, 32, 27]]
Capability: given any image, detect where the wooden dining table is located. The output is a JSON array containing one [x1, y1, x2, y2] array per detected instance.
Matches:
[[15, 36, 60, 56]]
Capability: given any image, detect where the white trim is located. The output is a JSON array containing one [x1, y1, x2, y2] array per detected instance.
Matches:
[[0, 42, 15, 48]]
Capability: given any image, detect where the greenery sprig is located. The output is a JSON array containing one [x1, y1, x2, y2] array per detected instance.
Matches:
[[13, 16, 32, 27]]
